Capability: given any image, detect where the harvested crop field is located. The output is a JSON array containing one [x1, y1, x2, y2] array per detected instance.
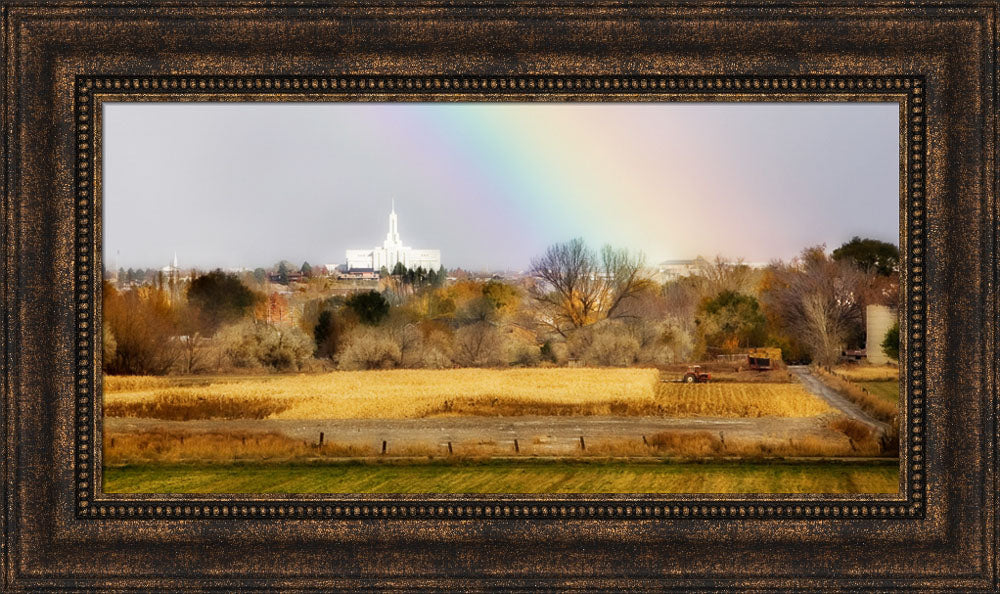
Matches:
[[105, 368, 833, 421], [654, 382, 832, 418], [104, 368, 661, 420]]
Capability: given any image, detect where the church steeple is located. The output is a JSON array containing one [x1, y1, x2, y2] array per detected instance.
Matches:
[[385, 199, 401, 248]]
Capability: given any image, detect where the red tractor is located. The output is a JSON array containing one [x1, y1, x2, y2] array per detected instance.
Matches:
[[682, 365, 711, 383]]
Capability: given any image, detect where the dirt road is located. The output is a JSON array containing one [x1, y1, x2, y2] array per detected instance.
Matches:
[[787, 365, 888, 434], [105, 414, 837, 455]]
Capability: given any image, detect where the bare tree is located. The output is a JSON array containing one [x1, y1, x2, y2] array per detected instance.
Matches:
[[529, 238, 652, 336], [529, 238, 602, 334], [760, 246, 867, 365], [691, 255, 763, 298], [599, 245, 654, 320], [178, 333, 209, 374], [453, 322, 504, 367]]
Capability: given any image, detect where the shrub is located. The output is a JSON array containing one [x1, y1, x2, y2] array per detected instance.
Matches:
[[544, 340, 570, 365], [453, 322, 504, 367], [636, 320, 693, 366], [419, 329, 455, 369], [826, 417, 883, 455], [580, 321, 640, 366], [103, 324, 117, 367], [505, 338, 541, 367], [313, 309, 348, 359], [337, 328, 402, 370], [217, 321, 313, 371], [103, 282, 182, 375], [881, 321, 900, 361]]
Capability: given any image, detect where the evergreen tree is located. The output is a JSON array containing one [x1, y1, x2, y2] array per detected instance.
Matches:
[[187, 269, 260, 332], [345, 290, 390, 326]]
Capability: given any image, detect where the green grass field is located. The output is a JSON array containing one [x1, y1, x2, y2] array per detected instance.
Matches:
[[858, 381, 900, 405], [104, 460, 900, 494]]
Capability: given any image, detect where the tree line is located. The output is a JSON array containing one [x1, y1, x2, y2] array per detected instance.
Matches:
[[102, 235, 899, 375]]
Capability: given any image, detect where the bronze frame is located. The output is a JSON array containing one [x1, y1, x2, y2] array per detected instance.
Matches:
[[2, 2, 997, 591]]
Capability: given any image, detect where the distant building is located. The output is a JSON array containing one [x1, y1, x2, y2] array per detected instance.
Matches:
[[654, 257, 769, 283], [655, 259, 705, 282], [335, 201, 441, 273], [268, 271, 305, 284], [337, 268, 380, 280], [160, 252, 183, 302], [160, 252, 181, 277]]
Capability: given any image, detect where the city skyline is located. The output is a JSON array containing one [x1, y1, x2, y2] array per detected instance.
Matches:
[[103, 102, 900, 270]]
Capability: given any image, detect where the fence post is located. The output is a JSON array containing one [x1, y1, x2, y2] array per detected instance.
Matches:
[[319, 432, 324, 446], [579, 436, 586, 450], [382, 440, 387, 455], [447, 441, 453, 455], [514, 438, 519, 453]]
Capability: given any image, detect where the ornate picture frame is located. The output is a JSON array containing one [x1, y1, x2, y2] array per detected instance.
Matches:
[[3, 2, 997, 590]]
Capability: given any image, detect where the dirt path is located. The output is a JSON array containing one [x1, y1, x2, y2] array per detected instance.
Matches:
[[105, 414, 837, 455], [788, 365, 888, 434]]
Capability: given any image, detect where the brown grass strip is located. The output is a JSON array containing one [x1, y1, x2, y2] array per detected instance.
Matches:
[[104, 391, 292, 421]]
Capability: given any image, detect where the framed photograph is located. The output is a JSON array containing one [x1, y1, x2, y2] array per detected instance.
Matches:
[[2, 2, 997, 591]]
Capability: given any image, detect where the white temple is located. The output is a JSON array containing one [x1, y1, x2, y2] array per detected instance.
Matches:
[[339, 201, 441, 272]]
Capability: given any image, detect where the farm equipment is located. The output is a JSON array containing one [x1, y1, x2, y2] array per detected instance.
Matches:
[[745, 347, 781, 371], [747, 355, 772, 371], [682, 365, 711, 383]]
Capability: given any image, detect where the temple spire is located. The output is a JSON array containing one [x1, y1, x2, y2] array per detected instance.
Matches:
[[385, 199, 401, 247]]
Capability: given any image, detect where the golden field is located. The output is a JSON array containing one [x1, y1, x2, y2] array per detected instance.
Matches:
[[653, 382, 832, 418], [104, 368, 832, 420], [105, 368, 660, 420]]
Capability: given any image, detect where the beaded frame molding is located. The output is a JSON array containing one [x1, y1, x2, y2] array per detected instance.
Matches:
[[75, 74, 925, 521], [4, 2, 997, 590]]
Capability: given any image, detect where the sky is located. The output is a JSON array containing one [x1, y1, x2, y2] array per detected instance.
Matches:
[[103, 101, 899, 271]]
